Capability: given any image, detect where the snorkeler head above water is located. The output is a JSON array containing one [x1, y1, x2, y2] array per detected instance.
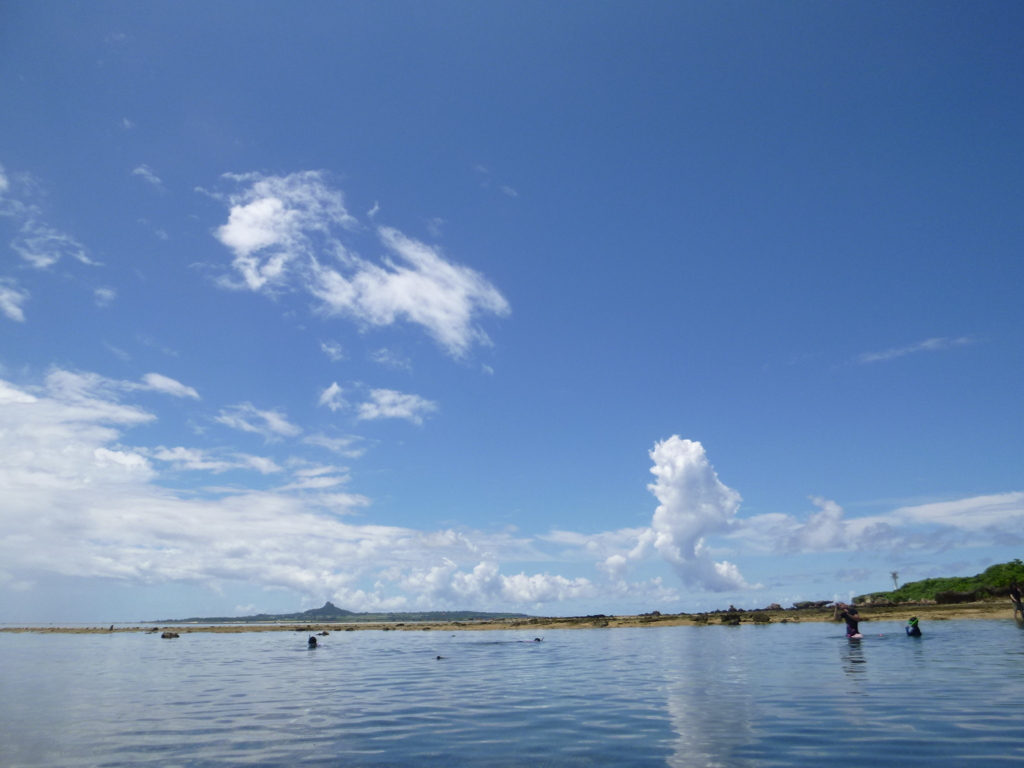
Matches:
[[906, 617, 922, 637]]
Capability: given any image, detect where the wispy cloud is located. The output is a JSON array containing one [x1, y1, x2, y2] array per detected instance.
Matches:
[[104, 342, 131, 361], [857, 336, 974, 364], [369, 348, 412, 371], [0, 162, 96, 269], [94, 287, 117, 307], [318, 382, 348, 412], [321, 340, 344, 361], [215, 403, 301, 438], [140, 372, 199, 399], [426, 217, 445, 237], [131, 164, 164, 191], [303, 433, 366, 458], [151, 446, 282, 474], [356, 389, 438, 425], [211, 171, 509, 358], [0, 278, 29, 322], [733, 492, 1024, 554], [136, 334, 179, 357], [36, 369, 198, 403]]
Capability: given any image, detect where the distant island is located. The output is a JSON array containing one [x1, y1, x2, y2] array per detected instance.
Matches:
[[855, 559, 1024, 605], [155, 601, 530, 624]]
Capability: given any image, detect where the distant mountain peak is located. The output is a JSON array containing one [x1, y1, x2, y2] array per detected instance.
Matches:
[[300, 601, 354, 617]]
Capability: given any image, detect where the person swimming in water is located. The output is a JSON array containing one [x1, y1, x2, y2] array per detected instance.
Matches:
[[905, 616, 922, 637], [834, 602, 861, 638]]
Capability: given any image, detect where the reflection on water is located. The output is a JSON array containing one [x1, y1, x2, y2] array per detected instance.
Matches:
[[1, 620, 1023, 767], [840, 637, 867, 675], [663, 626, 755, 768]]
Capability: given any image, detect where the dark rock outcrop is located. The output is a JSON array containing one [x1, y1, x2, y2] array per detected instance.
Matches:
[[935, 590, 978, 604], [793, 600, 833, 610]]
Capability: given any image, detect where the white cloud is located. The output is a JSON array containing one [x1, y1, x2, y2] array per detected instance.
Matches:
[[275, 464, 350, 491], [150, 447, 281, 475], [645, 437, 752, 591], [5, 372, 1016, 610], [140, 373, 199, 399], [213, 170, 357, 291], [321, 340, 344, 361], [318, 382, 347, 412], [303, 432, 365, 458], [734, 491, 1024, 555], [0, 372, 611, 611], [501, 185, 519, 198], [11, 221, 96, 269], [240, 454, 284, 474], [0, 278, 29, 322], [31, 369, 197, 405], [316, 226, 510, 357], [214, 403, 302, 438], [132, 164, 164, 191], [892, 493, 1024, 531], [544, 439, 755, 593], [783, 497, 847, 552], [369, 348, 412, 370], [211, 172, 509, 357], [397, 559, 676, 607], [399, 559, 598, 605], [356, 389, 437, 425], [94, 287, 116, 307], [151, 446, 235, 473], [857, 336, 974, 364], [1, 163, 97, 269]]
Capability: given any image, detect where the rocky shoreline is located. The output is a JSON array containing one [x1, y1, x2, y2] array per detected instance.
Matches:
[[2, 599, 1017, 635]]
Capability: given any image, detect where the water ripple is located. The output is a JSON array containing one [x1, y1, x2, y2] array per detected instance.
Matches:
[[2, 620, 1023, 766]]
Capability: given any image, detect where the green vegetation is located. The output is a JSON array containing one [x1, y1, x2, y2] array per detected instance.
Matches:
[[855, 560, 1024, 604]]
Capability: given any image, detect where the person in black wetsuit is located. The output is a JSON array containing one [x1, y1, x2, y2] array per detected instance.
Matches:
[[834, 602, 861, 637], [1007, 585, 1024, 622], [905, 616, 922, 637]]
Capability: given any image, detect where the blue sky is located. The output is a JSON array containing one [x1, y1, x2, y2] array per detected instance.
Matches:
[[1, 2, 1022, 622]]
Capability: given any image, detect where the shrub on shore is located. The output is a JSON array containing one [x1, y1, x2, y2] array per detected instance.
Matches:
[[855, 559, 1024, 605]]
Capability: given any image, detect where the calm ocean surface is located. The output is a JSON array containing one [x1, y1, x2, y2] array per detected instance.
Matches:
[[1, 619, 1022, 767]]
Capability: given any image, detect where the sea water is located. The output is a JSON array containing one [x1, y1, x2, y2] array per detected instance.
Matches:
[[1, 619, 1022, 767]]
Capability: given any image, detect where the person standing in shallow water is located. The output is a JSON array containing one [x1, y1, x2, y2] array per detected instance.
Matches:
[[906, 617, 922, 637], [1010, 582, 1023, 621], [834, 602, 861, 638]]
